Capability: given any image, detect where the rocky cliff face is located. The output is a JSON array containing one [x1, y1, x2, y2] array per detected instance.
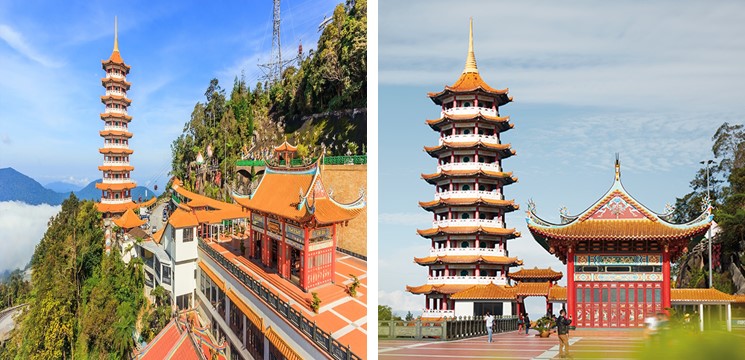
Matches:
[[676, 237, 745, 295]]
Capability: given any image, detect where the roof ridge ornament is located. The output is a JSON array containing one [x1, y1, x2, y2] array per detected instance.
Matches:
[[464, 18, 478, 74], [614, 153, 621, 181]]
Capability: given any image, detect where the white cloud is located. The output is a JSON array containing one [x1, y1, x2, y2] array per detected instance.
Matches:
[[378, 211, 431, 226], [0, 24, 61, 68], [0, 201, 60, 271], [379, 289, 425, 314]]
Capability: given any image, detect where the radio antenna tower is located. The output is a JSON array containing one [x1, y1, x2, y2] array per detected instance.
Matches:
[[259, 0, 296, 83]]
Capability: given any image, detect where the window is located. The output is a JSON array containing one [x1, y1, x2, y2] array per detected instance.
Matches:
[[646, 288, 653, 303], [479, 242, 487, 248], [577, 288, 583, 303], [462, 184, 471, 191], [460, 241, 469, 248], [610, 288, 617, 303], [654, 288, 661, 303], [462, 156, 471, 163], [479, 213, 486, 220], [463, 129, 471, 135], [584, 288, 591, 304], [460, 270, 469, 276], [479, 184, 486, 191], [183, 227, 194, 242], [637, 288, 644, 303], [462, 101, 472, 107], [461, 213, 470, 219], [601, 288, 608, 302], [593, 288, 599, 302], [480, 269, 487, 276], [620, 288, 626, 302], [629, 288, 635, 303]]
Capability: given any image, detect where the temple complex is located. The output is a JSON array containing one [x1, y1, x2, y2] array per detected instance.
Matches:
[[96, 18, 142, 216], [526, 158, 720, 328], [406, 19, 523, 319]]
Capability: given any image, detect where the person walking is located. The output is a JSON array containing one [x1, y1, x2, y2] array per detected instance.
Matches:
[[485, 311, 494, 342], [523, 313, 531, 335], [557, 309, 573, 358]]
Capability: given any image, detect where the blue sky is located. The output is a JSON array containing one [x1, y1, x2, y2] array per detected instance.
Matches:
[[378, 0, 745, 316], [0, 0, 339, 190]]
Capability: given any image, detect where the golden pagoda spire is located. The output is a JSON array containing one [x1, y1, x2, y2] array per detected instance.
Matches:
[[463, 18, 478, 74], [113, 16, 119, 52], [615, 153, 621, 181]]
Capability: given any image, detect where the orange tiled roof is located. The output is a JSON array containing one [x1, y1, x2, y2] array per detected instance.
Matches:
[[417, 226, 520, 239], [138, 197, 157, 208], [100, 76, 131, 88], [671, 288, 735, 303], [548, 286, 567, 301], [168, 208, 200, 228], [528, 219, 711, 242], [274, 141, 297, 152], [419, 197, 518, 211], [414, 254, 522, 266], [113, 208, 146, 229], [508, 267, 563, 281], [733, 294, 745, 303], [99, 129, 132, 138], [98, 165, 134, 172], [421, 169, 518, 184], [426, 112, 510, 125], [100, 94, 132, 104], [96, 200, 135, 214], [95, 182, 136, 191], [152, 227, 165, 244], [406, 284, 475, 295], [450, 283, 516, 300], [424, 141, 514, 155], [99, 112, 132, 121], [428, 72, 510, 99], [233, 161, 364, 224], [99, 147, 134, 155], [264, 327, 302, 360], [515, 282, 551, 296], [226, 289, 264, 330]]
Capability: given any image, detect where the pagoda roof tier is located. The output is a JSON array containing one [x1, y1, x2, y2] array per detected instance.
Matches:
[[450, 283, 516, 300], [548, 286, 567, 301], [428, 20, 511, 106], [417, 225, 520, 239], [113, 208, 146, 229], [101, 58, 131, 71], [101, 76, 131, 89], [508, 267, 563, 282], [99, 129, 132, 138], [426, 113, 513, 132], [98, 165, 134, 172], [526, 159, 713, 263], [422, 169, 517, 185], [406, 284, 475, 295], [515, 281, 551, 296], [419, 197, 518, 212], [232, 156, 365, 225], [414, 254, 522, 266], [96, 200, 135, 214], [100, 112, 132, 121], [99, 147, 134, 155], [424, 141, 515, 158], [100, 94, 132, 105]]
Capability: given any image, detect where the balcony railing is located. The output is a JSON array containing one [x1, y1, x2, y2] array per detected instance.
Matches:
[[379, 316, 518, 340], [434, 190, 503, 201], [439, 134, 499, 145], [103, 125, 129, 132], [438, 162, 501, 172], [102, 161, 130, 167], [102, 178, 134, 184], [104, 108, 128, 115], [103, 143, 129, 149], [427, 275, 507, 285], [106, 72, 125, 80], [429, 246, 506, 257], [105, 90, 126, 97], [101, 197, 132, 204], [198, 238, 361, 360], [422, 309, 455, 318], [235, 155, 367, 167], [432, 218, 503, 228], [442, 106, 497, 117]]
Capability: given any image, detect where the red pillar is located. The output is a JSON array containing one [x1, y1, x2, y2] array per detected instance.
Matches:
[[662, 245, 671, 310], [331, 224, 337, 284], [302, 227, 309, 289], [567, 246, 576, 320]]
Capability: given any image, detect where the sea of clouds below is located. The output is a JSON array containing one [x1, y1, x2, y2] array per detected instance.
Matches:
[[0, 201, 60, 272]]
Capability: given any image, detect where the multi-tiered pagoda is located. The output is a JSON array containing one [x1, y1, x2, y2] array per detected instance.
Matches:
[[96, 18, 137, 216], [406, 20, 523, 319]]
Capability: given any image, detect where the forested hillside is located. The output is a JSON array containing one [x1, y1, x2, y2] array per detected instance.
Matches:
[[673, 123, 745, 293], [170, 0, 367, 199]]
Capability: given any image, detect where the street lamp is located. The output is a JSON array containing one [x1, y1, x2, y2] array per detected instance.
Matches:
[[700, 159, 715, 288]]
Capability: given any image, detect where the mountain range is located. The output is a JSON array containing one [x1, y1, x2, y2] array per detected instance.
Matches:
[[0, 167, 157, 205]]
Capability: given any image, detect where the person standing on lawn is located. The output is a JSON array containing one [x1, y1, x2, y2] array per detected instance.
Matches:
[[557, 309, 573, 358]]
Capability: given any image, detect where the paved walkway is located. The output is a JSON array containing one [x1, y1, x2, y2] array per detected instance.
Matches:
[[379, 329, 645, 359]]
